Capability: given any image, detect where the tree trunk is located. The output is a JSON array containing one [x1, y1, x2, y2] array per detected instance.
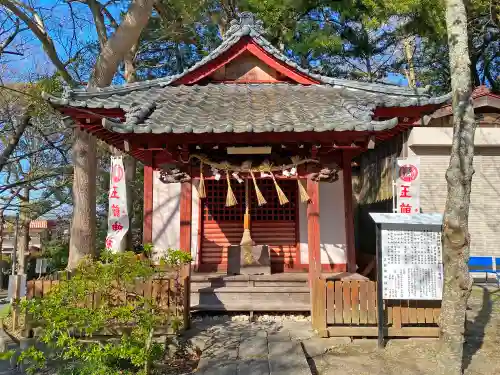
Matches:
[[121, 45, 138, 250], [68, 0, 156, 268], [88, 0, 156, 87], [17, 186, 30, 275], [0, 212, 4, 289], [124, 43, 138, 83], [68, 129, 97, 269], [403, 37, 417, 88], [437, 0, 476, 374]]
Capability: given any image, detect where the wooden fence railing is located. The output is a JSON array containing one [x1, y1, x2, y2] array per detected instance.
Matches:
[[312, 278, 441, 338], [25, 276, 191, 334]]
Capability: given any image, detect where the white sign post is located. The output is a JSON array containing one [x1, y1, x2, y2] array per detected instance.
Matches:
[[395, 157, 420, 214], [105, 156, 129, 252], [370, 213, 443, 347]]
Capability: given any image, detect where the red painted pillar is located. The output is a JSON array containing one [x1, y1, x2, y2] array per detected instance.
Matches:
[[342, 152, 356, 273], [179, 181, 192, 253], [143, 163, 153, 244], [179, 181, 193, 278], [307, 178, 321, 286]]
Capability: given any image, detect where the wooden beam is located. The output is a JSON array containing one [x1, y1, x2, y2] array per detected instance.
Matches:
[[143, 159, 154, 244], [128, 131, 377, 146], [311, 278, 327, 336], [307, 178, 321, 286], [342, 152, 356, 273], [327, 326, 439, 337], [373, 104, 438, 118], [179, 179, 192, 254]]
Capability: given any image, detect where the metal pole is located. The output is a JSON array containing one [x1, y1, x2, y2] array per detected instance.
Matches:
[[376, 223, 385, 348]]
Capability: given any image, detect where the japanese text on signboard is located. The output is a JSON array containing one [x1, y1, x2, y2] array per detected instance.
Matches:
[[105, 156, 128, 252], [381, 226, 443, 300], [396, 158, 420, 214]]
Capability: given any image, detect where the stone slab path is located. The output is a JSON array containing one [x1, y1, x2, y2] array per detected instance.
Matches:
[[188, 320, 314, 375]]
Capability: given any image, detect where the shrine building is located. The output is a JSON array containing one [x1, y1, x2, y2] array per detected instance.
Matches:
[[43, 13, 452, 310]]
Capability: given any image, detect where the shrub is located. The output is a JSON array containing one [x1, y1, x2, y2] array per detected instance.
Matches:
[[41, 239, 69, 272], [19, 250, 189, 375]]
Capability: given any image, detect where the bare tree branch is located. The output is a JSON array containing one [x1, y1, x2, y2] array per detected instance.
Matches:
[[0, 166, 73, 192], [0, 17, 27, 56], [0, 110, 31, 173], [86, 0, 108, 48], [1, 0, 79, 87]]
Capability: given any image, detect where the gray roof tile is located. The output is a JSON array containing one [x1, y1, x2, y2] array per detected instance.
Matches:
[[42, 12, 452, 135], [99, 84, 400, 134]]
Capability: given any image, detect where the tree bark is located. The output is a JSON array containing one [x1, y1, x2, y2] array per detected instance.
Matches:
[[88, 0, 156, 87], [87, 0, 108, 49], [68, 0, 155, 268], [0, 212, 4, 289], [68, 128, 97, 269], [437, 0, 476, 374], [121, 44, 138, 250], [16, 186, 30, 275], [124, 43, 138, 83], [403, 37, 417, 88]]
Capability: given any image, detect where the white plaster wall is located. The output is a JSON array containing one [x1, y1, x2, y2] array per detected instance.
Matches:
[[299, 176, 347, 265], [408, 127, 500, 148], [152, 171, 180, 258]]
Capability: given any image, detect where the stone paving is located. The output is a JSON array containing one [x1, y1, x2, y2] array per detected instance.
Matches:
[[0, 318, 352, 374], [187, 319, 318, 375]]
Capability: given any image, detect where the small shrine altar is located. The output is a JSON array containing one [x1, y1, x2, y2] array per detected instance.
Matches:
[[43, 12, 449, 311]]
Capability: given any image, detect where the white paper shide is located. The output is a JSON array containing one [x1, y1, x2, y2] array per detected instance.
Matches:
[[105, 156, 129, 252], [396, 157, 420, 214]]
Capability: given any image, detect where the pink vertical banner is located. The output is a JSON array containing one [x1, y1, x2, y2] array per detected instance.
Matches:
[[105, 156, 129, 252], [396, 157, 421, 214]]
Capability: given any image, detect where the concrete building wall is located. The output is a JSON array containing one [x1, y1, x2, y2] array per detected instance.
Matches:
[[408, 127, 500, 257]]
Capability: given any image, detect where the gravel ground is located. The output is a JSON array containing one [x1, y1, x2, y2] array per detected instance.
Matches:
[[309, 285, 500, 375]]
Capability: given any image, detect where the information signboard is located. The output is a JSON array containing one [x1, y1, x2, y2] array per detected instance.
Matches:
[[370, 213, 443, 301]]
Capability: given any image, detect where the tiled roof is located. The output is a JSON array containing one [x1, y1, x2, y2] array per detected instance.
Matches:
[[42, 12, 451, 135], [97, 84, 401, 134]]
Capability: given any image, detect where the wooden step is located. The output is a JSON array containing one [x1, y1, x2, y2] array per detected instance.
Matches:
[[191, 286, 310, 312], [190, 273, 309, 291]]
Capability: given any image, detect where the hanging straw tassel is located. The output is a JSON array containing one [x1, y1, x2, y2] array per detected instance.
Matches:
[[198, 162, 206, 198], [270, 171, 289, 205], [250, 170, 267, 206], [225, 170, 238, 207], [297, 178, 310, 203]]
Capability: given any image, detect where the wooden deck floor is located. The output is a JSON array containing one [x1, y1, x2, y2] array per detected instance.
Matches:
[[190, 272, 367, 312]]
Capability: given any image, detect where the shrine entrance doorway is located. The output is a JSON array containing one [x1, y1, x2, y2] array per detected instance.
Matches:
[[200, 179, 299, 272]]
